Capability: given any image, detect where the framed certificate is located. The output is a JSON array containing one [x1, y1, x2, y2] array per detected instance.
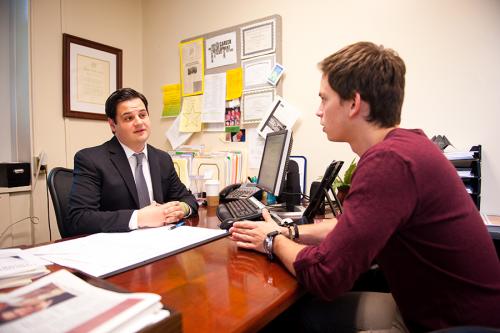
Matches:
[[63, 34, 122, 120]]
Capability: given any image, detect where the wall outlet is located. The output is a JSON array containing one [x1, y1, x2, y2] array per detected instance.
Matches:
[[34, 154, 47, 175]]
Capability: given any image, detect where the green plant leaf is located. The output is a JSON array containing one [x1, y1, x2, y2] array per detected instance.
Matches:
[[342, 158, 357, 185]]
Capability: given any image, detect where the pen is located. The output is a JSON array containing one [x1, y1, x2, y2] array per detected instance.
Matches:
[[167, 221, 185, 230]]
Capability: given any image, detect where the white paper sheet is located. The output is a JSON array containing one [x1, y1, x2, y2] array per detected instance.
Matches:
[[203, 123, 225, 132], [202, 73, 226, 123], [165, 115, 193, 149], [26, 226, 227, 278], [205, 32, 237, 69], [246, 128, 265, 169], [257, 96, 300, 138]]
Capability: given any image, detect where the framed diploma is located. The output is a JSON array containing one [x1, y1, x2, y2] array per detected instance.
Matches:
[[63, 34, 122, 120]]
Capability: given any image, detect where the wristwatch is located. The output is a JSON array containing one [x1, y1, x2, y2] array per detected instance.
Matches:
[[263, 230, 280, 261]]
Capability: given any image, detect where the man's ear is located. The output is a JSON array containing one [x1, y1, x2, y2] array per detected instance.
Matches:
[[107, 118, 116, 134], [348, 92, 362, 118]]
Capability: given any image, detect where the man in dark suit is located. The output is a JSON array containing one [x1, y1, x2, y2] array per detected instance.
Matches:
[[67, 88, 197, 236]]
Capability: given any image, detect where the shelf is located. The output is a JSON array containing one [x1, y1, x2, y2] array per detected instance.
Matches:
[[445, 145, 481, 210], [0, 185, 32, 194]]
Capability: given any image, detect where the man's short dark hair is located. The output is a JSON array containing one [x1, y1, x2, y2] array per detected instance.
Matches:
[[105, 88, 148, 122], [319, 42, 406, 128]]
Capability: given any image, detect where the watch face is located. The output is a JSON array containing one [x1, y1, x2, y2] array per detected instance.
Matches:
[[265, 237, 272, 249]]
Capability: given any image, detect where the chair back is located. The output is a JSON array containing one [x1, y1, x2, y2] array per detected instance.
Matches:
[[47, 167, 73, 238]]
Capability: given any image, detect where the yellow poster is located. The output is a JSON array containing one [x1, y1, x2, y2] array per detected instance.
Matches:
[[226, 67, 243, 100], [179, 95, 202, 132], [161, 84, 182, 117], [179, 38, 204, 96]]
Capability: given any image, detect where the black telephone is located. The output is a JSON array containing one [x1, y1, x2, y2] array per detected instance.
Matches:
[[219, 182, 262, 201]]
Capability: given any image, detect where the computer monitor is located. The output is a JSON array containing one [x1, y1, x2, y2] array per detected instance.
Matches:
[[256, 129, 293, 196]]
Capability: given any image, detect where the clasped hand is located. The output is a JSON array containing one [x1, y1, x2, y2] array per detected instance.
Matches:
[[137, 201, 185, 228], [229, 209, 287, 254]]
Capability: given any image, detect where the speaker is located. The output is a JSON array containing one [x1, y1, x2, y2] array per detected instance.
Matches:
[[309, 181, 325, 215], [278, 160, 301, 211]]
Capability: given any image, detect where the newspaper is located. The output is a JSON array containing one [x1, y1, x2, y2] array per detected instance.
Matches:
[[0, 249, 50, 289], [0, 269, 168, 333]]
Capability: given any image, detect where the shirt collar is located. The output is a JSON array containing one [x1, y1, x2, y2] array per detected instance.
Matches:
[[116, 138, 148, 160]]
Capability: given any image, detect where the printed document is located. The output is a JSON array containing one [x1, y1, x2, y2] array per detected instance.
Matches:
[[26, 226, 226, 278]]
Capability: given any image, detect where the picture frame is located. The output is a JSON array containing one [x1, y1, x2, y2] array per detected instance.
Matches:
[[63, 34, 122, 120]]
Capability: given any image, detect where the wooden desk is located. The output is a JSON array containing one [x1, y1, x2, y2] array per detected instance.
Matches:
[[488, 215, 500, 226], [106, 206, 303, 333]]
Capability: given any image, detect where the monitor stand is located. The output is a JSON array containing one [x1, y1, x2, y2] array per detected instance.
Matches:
[[267, 203, 305, 219]]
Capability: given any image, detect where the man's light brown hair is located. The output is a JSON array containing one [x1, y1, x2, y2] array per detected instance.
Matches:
[[319, 42, 406, 127]]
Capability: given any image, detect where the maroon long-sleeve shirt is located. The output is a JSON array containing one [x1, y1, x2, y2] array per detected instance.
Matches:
[[294, 128, 500, 332]]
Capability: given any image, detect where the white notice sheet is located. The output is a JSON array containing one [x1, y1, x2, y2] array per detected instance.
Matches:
[[202, 73, 226, 123], [26, 226, 227, 278]]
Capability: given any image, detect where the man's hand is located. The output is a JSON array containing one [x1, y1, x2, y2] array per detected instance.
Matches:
[[229, 209, 287, 254], [162, 201, 186, 224], [137, 201, 185, 228]]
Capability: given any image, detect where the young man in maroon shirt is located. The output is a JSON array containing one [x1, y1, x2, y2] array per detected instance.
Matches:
[[230, 42, 500, 332]]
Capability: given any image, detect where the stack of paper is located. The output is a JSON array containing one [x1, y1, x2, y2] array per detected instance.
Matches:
[[444, 150, 475, 160], [0, 269, 168, 333], [0, 249, 50, 289]]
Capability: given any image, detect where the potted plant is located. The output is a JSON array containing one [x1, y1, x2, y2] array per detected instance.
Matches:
[[333, 158, 357, 204]]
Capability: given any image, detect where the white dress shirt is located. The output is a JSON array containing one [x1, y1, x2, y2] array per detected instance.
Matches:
[[117, 141, 153, 230]]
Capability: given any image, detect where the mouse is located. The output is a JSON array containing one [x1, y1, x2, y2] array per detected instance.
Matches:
[[219, 219, 235, 230]]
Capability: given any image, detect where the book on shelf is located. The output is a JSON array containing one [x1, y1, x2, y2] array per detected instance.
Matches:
[[0, 269, 169, 333], [0, 249, 50, 289]]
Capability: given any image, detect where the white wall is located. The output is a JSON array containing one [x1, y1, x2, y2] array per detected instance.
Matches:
[[0, 0, 144, 247], [143, 0, 500, 214], [29, 0, 144, 244]]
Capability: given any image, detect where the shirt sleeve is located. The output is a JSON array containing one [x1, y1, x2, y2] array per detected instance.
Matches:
[[128, 210, 139, 230], [293, 150, 418, 301]]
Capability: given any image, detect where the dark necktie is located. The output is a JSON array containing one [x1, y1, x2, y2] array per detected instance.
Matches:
[[134, 153, 150, 208]]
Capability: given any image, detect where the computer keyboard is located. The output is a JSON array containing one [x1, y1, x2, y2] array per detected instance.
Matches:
[[216, 196, 266, 230], [224, 185, 261, 200]]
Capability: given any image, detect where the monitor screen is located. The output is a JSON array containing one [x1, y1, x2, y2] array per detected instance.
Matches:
[[257, 129, 292, 196]]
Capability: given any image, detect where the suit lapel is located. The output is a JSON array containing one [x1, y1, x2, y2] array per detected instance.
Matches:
[[107, 136, 140, 208], [148, 146, 164, 203]]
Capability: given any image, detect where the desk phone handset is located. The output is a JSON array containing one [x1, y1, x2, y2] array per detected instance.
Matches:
[[220, 182, 262, 201]]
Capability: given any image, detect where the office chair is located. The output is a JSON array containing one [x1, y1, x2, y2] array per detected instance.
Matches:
[[47, 167, 74, 238]]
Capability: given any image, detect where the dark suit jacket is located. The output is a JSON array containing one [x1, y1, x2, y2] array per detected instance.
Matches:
[[67, 136, 198, 235]]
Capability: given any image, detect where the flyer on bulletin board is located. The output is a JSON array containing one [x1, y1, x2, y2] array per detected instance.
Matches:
[[161, 84, 182, 117], [179, 38, 205, 97]]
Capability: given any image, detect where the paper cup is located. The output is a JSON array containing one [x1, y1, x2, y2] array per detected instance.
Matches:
[[205, 180, 220, 206]]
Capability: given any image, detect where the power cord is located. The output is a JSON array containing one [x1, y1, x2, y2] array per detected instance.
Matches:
[[45, 171, 52, 241], [0, 216, 40, 240]]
